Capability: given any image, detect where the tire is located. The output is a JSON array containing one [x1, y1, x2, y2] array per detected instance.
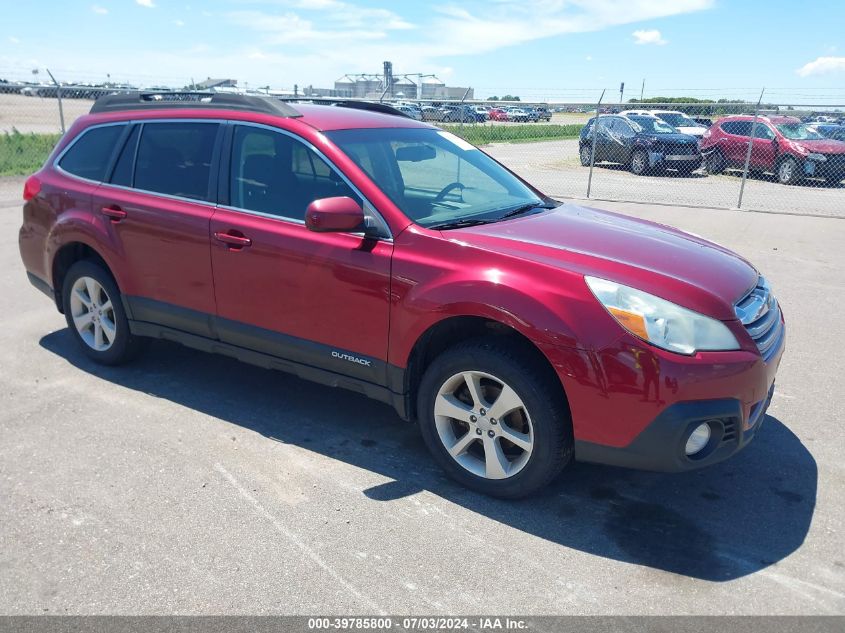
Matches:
[[61, 260, 143, 365], [705, 150, 726, 175], [579, 144, 593, 166], [630, 149, 649, 175], [416, 338, 573, 498], [677, 163, 698, 176], [777, 157, 801, 185]]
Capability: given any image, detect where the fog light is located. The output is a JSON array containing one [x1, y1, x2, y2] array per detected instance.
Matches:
[[685, 423, 711, 456]]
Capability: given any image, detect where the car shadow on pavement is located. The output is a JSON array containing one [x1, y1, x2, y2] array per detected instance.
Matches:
[[40, 332, 817, 583]]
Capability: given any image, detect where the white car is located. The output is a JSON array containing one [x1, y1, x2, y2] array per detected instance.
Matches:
[[622, 109, 708, 137]]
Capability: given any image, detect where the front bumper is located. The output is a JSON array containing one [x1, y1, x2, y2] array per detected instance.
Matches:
[[543, 315, 785, 473], [574, 384, 775, 471], [648, 151, 702, 169]]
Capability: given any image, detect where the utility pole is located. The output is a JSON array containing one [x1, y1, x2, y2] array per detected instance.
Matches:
[[619, 82, 624, 104], [640, 79, 645, 101]]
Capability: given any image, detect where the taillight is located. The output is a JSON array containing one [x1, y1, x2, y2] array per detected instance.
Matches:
[[23, 175, 41, 201]]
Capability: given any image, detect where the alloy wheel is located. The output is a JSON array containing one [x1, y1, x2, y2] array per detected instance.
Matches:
[[69, 276, 117, 352], [433, 371, 534, 480]]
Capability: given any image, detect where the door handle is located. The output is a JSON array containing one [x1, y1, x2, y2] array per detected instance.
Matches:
[[214, 230, 252, 249], [101, 206, 127, 222]]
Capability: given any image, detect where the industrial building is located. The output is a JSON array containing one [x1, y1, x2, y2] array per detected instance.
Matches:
[[332, 62, 473, 100]]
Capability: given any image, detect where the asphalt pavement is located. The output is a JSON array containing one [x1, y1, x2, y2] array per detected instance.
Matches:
[[1, 176, 843, 615]]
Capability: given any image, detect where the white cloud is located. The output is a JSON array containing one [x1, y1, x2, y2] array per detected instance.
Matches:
[[173, 19, 185, 27], [796, 56, 845, 77], [8, 36, 20, 44], [585, 55, 592, 61], [136, 0, 155, 8], [632, 29, 667, 45], [91, 5, 108, 14]]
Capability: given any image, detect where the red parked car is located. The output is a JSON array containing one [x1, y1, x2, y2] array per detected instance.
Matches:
[[700, 114, 845, 185], [488, 108, 509, 121], [19, 93, 785, 498]]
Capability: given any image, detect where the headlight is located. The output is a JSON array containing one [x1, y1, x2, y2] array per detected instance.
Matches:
[[807, 152, 827, 162], [585, 276, 740, 355]]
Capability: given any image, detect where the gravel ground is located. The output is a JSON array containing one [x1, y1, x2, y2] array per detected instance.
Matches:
[[1, 175, 844, 615], [484, 139, 845, 218]]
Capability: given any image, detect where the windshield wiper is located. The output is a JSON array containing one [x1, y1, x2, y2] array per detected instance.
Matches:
[[428, 218, 499, 230], [498, 202, 555, 220], [428, 202, 555, 231]]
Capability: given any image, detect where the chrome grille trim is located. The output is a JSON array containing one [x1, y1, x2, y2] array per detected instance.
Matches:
[[735, 276, 783, 362]]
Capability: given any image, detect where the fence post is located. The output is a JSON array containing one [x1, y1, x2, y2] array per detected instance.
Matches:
[[46, 68, 65, 134], [737, 87, 765, 210], [586, 89, 606, 199], [459, 87, 471, 129]]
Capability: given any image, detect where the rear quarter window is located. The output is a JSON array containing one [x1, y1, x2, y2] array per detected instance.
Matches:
[[58, 124, 125, 181]]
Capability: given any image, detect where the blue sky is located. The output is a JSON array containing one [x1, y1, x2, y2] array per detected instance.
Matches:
[[2, 0, 844, 103]]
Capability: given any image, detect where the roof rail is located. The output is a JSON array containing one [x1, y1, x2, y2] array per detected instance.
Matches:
[[278, 97, 411, 119], [90, 92, 302, 117]]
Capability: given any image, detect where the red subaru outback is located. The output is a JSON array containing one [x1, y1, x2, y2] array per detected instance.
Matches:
[[19, 93, 785, 498]]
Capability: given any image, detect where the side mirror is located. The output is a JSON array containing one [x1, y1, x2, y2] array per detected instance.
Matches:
[[305, 196, 365, 233]]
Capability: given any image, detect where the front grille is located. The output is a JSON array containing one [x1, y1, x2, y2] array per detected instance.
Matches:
[[662, 142, 697, 156], [735, 277, 783, 362]]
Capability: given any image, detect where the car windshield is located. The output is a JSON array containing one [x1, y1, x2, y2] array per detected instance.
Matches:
[[628, 116, 677, 134], [657, 113, 698, 128], [326, 127, 547, 229], [776, 124, 825, 140]]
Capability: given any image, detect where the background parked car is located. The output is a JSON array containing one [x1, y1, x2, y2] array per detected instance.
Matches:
[[507, 107, 530, 122], [421, 105, 445, 122], [395, 105, 422, 121], [488, 108, 509, 121], [810, 123, 845, 143], [700, 115, 845, 185], [623, 109, 708, 138], [579, 114, 702, 175], [535, 106, 552, 122]]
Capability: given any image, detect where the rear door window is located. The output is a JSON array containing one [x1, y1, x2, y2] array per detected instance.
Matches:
[[58, 124, 125, 181], [134, 122, 220, 201]]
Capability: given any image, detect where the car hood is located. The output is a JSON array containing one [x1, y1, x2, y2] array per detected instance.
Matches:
[[451, 205, 758, 320], [641, 133, 699, 144], [791, 138, 845, 154]]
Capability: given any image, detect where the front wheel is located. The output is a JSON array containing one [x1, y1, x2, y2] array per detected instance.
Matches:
[[417, 339, 572, 498], [705, 150, 726, 175], [579, 144, 593, 166], [777, 157, 801, 185], [62, 260, 143, 365], [630, 149, 649, 175]]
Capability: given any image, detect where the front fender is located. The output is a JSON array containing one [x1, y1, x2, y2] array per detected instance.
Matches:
[[387, 230, 603, 368]]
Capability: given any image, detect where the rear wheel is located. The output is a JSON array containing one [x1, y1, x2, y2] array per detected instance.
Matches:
[[62, 260, 143, 365], [417, 339, 572, 498], [777, 157, 801, 185]]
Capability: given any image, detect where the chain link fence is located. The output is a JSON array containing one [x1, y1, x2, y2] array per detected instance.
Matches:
[[1, 82, 844, 217]]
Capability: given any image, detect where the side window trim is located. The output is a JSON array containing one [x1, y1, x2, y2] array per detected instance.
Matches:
[[222, 121, 392, 240]]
